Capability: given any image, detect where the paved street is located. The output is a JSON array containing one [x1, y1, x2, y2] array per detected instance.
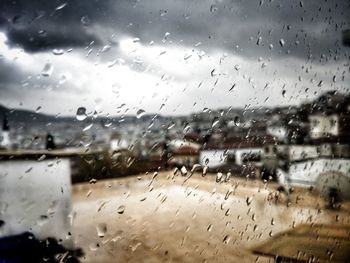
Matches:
[[72, 172, 350, 262]]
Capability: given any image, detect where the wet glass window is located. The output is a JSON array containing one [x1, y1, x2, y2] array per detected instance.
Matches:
[[0, 0, 350, 262]]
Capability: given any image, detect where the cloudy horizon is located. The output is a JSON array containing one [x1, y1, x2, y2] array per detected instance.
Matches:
[[0, 0, 349, 117]]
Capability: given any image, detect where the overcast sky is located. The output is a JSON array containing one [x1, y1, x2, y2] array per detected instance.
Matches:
[[0, 0, 349, 116]]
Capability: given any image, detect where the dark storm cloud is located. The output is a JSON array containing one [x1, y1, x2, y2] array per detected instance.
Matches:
[[0, 0, 108, 52], [1, 0, 349, 60]]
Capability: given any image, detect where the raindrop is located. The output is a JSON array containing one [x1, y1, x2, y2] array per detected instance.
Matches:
[[89, 178, 97, 184], [59, 75, 67, 85], [234, 64, 241, 71], [210, 4, 218, 12], [252, 213, 256, 221], [55, 3, 67, 10], [160, 10, 167, 16], [246, 197, 253, 206], [180, 166, 187, 176], [35, 106, 42, 113], [225, 172, 231, 182], [83, 123, 93, 132], [159, 103, 165, 111], [37, 215, 49, 226], [229, 84, 236, 92], [81, 16, 91, 26], [183, 123, 191, 133], [52, 49, 64, 55], [224, 188, 234, 200], [216, 172, 223, 183], [184, 54, 192, 60], [223, 235, 231, 244], [190, 164, 201, 173], [76, 107, 87, 121], [212, 117, 219, 128], [25, 167, 33, 173], [256, 37, 262, 45], [41, 63, 53, 77], [96, 223, 107, 238], [101, 45, 111, 53], [167, 121, 175, 130], [117, 205, 125, 214], [202, 166, 208, 177], [279, 39, 285, 47], [207, 224, 213, 232], [37, 155, 46, 162], [211, 69, 218, 77], [234, 116, 240, 126], [271, 218, 275, 225], [136, 109, 146, 119]]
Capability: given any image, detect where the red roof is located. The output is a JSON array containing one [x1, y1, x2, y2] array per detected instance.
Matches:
[[172, 146, 199, 155]]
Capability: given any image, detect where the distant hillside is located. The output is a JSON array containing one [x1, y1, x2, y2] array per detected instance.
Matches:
[[0, 104, 55, 123]]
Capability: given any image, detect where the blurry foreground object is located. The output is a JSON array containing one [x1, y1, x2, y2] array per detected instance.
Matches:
[[0, 232, 82, 263], [0, 156, 82, 262]]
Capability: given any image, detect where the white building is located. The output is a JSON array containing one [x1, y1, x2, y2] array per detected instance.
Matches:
[[309, 114, 339, 139]]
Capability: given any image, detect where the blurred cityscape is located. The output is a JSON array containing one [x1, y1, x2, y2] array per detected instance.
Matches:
[[1, 90, 350, 185]]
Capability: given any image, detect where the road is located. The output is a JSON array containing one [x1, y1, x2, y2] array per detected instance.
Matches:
[[71, 172, 350, 262]]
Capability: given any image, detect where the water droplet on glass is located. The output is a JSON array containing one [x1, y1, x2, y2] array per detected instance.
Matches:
[[271, 218, 275, 225], [35, 106, 42, 113], [83, 123, 93, 132], [190, 164, 201, 173], [279, 39, 285, 47], [211, 69, 218, 77], [225, 172, 231, 182], [101, 45, 111, 53], [52, 49, 64, 55], [246, 197, 253, 206], [180, 166, 187, 176], [41, 63, 53, 77], [210, 4, 218, 12], [76, 107, 87, 121], [256, 37, 262, 45], [37, 215, 49, 226], [223, 235, 231, 244], [207, 224, 213, 232], [96, 223, 107, 238], [229, 84, 236, 92], [224, 188, 234, 200], [202, 166, 208, 177], [81, 16, 91, 26], [167, 121, 175, 130], [136, 109, 146, 119], [117, 205, 125, 214], [212, 117, 219, 128], [234, 116, 240, 126], [216, 172, 223, 183], [55, 3, 67, 10]]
